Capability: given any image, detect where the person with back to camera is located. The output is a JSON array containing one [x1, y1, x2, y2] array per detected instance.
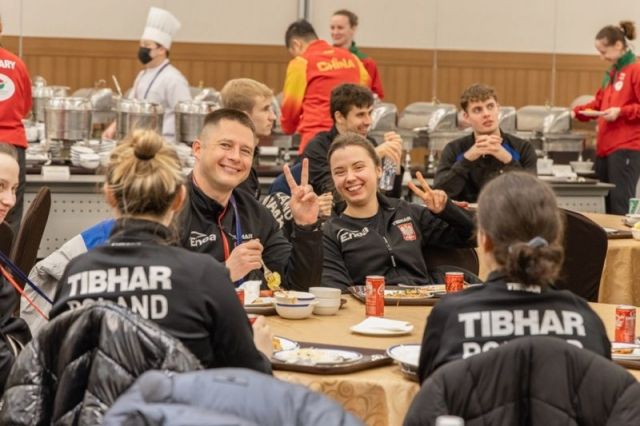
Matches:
[[322, 134, 479, 292], [50, 129, 273, 374], [330, 9, 384, 100], [572, 21, 640, 215], [280, 19, 371, 154], [418, 172, 611, 383], [433, 83, 537, 203]]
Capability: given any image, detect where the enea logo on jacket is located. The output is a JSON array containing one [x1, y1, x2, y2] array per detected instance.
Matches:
[[337, 227, 369, 243], [189, 231, 216, 247]]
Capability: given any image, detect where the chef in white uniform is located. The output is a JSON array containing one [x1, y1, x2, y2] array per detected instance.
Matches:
[[104, 7, 191, 142]]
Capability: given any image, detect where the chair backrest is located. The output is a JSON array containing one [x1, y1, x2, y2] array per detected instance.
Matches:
[[10, 186, 51, 292], [556, 209, 607, 302], [422, 246, 479, 276], [404, 336, 640, 426], [0, 222, 12, 259]]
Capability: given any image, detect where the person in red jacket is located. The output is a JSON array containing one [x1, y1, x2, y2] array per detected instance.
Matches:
[[0, 13, 33, 236], [573, 21, 640, 214], [330, 9, 384, 100], [281, 19, 370, 154]]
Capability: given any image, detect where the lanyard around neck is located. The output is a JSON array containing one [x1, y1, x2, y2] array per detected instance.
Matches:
[[193, 175, 244, 285]]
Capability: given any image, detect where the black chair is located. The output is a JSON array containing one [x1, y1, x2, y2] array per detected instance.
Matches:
[[404, 336, 640, 426], [423, 246, 480, 276], [10, 186, 51, 293], [0, 222, 12, 259], [556, 209, 608, 302]]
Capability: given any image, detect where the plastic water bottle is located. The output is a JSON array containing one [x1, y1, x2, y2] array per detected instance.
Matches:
[[379, 157, 396, 191]]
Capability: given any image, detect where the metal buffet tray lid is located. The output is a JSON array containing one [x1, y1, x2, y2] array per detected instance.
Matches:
[[371, 102, 398, 131], [498, 106, 517, 132], [175, 100, 220, 114], [517, 105, 571, 133], [116, 99, 164, 115], [398, 102, 457, 132]]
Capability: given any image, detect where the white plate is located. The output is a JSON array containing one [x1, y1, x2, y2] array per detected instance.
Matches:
[[397, 284, 445, 292], [350, 324, 414, 336], [611, 342, 640, 360], [387, 344, 421, 369], [602, 227, 619, 234], [247, 297, 274, 307], [273, 348, 362, 365], [272, 335, 299, 351], [579, 110, 605, 117]]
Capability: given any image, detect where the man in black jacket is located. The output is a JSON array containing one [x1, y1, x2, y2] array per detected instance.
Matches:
[[302, 83, 403, 198], [181, 109, 322, 290], [434, 84, 537, 202]]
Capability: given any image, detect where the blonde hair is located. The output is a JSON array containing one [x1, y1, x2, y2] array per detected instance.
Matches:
[[107, 130, 185, 218], [221, 78, 273, 113]]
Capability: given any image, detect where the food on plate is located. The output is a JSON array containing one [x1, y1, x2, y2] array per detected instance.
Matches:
[[612, 347, 634, 355], [634, 222, 640, 230], [273, 336, 283, 351], [275, 348, 361, 364], [385, 289, 433, 298]]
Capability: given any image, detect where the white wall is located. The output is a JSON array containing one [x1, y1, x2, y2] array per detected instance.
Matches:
[[0, 0, 299, 45], [1, 0, 639, 54]]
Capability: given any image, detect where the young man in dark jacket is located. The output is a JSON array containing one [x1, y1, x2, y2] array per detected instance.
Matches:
[[181, 109, 323, 290], [434, 84, 537, 202], [221, 78, 277, 200], [302, 83, 403, 198]]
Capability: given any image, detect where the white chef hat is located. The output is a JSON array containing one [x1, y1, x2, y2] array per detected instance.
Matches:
[[141, 7, 181, 50]]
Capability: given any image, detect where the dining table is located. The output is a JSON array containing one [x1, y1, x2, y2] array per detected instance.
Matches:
[[266, 298, 640, 426]]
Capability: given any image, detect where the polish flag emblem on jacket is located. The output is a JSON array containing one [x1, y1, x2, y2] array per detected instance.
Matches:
[[398, 223, 416, 241]]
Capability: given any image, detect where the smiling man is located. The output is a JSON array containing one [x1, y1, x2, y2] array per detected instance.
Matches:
[[433, 83, 537, 202], [180, 108, 323, 290], [220, 78, 277, 199]]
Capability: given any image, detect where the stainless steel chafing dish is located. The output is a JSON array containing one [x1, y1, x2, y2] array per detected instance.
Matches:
[[32, 85, 70, 123], [44, 97, 93, 141], [498, 106, 517, 132], [175, 100, 220, 145], [368, 102, 398, 145], [72, 80, 117, 125], [116, 99, 164, 140], [516, 105, 585, 153], [397, 102, 459, 150]]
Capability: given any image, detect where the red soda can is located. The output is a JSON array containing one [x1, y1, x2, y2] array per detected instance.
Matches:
[[615, 305, 636, 343], [365, 276, 385, 317], [236, 289, 245, 306], [445, 272, 465, 293]]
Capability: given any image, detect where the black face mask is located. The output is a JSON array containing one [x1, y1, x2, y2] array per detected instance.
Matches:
[[138, 47, 153, 65]]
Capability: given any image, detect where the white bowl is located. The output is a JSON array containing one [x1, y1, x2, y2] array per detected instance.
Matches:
[[309, 287, 341, 299], [570, 161, 594, 173], [313, 298, 341, 316], [276, 301, 318, 319], [274, 291, 316, 305], [631, 229, 640, 240], [80, 159, 100, 170]]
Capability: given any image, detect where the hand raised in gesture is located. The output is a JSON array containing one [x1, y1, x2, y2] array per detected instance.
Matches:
[[284, 158, 319, 225], [408, 171, 448, 214]]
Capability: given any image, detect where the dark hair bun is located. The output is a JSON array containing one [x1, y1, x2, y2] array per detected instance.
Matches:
[[620, 21, 637, 40], [504, 243, 563, 287]]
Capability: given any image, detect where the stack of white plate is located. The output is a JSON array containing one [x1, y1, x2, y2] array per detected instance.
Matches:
[[175, 143, 194, 167], [70, 144, 95, 167]]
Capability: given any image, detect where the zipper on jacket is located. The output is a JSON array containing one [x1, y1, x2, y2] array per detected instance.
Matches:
[[382, 236, 397, 267]]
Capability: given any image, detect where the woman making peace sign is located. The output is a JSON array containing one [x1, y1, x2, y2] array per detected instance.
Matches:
[[321, 133, 479, 291]]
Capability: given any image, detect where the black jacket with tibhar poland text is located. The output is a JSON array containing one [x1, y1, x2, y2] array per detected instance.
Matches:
[[418, 271, 611, 383], [50, 219, 271, 374]]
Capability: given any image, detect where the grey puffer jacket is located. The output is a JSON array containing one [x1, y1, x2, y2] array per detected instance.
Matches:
[[0, 302, 201, 425], [103, 369, 365, 426]]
